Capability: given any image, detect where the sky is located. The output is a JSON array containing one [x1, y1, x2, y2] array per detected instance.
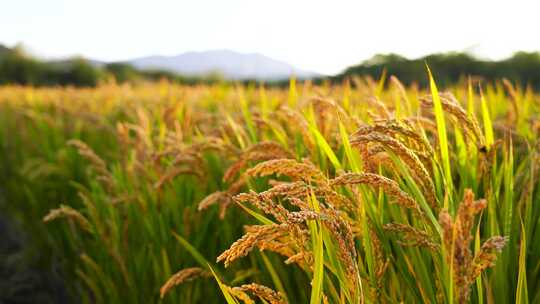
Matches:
[[1, 0, 540, 75]]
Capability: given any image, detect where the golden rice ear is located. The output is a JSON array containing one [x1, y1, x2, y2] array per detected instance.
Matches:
[[390, 75, 411, 110], [368, 223, 389, 302], [352, 119, 435, 174], [67, 139, 114, 187], [308, 96, 356, 133], [331, 172, 423, 216], [438, 190, 507, 303], [160, 268, 210, 299], [277, 106, 314, 149], [350, 132, 437, 210], [501, 78, 520, 123], [43, 204, 92, 232], [216, 224, 287, 268], [234, 283, 288, 304], [383, 223, 438, 251], [438, 208, 454, 252], [405, 116, 438, 135], [154, 167, 202, 189], [352, 120, 432, 155], [456, 189, 487, 243], [223, 141, 292, 183], [198, 191, 227, 211], [420, 92, 485, 147], [233, 190, 289, 222], [366, 96, 391, 119], [469, 236, 508, 281], [228, 286, 255, 304], [245, 158, 327, 184]]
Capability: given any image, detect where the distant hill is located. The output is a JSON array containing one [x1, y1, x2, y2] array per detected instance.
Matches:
[[128, 50, 318, 80]]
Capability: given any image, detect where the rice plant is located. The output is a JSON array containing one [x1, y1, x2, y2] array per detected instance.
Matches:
[[0, 74, 538, 303]]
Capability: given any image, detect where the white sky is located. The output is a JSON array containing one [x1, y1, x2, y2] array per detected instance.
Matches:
[[1, 0, 539, 75]]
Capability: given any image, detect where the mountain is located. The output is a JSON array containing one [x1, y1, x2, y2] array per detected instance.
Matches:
[[127, 50, 318, 80]]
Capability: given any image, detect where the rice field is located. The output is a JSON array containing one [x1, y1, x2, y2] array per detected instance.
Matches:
[[1, 75, 539, 303]]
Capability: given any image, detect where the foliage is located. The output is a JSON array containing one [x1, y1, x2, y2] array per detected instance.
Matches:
[[333, 52, 540, 89], [0, 75, 539, 303], [0, 45, 223, 87]]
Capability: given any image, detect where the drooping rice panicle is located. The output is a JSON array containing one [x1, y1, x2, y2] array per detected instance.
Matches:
[[160, 267, 210, 299], [350, 132, 438, 210], [43, 204, 92, 232]]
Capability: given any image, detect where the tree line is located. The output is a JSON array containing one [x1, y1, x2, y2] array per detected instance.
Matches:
[[331, 52, 540, 88], [2, 44, 540, 87], [0, 45, 221, 86]]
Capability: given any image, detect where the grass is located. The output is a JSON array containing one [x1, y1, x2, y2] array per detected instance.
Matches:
[[0, 75, 538, 303]]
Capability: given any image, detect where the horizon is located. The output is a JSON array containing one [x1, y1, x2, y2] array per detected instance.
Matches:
[[2, 0, 540, 74], [4, 44, 540, 78]]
